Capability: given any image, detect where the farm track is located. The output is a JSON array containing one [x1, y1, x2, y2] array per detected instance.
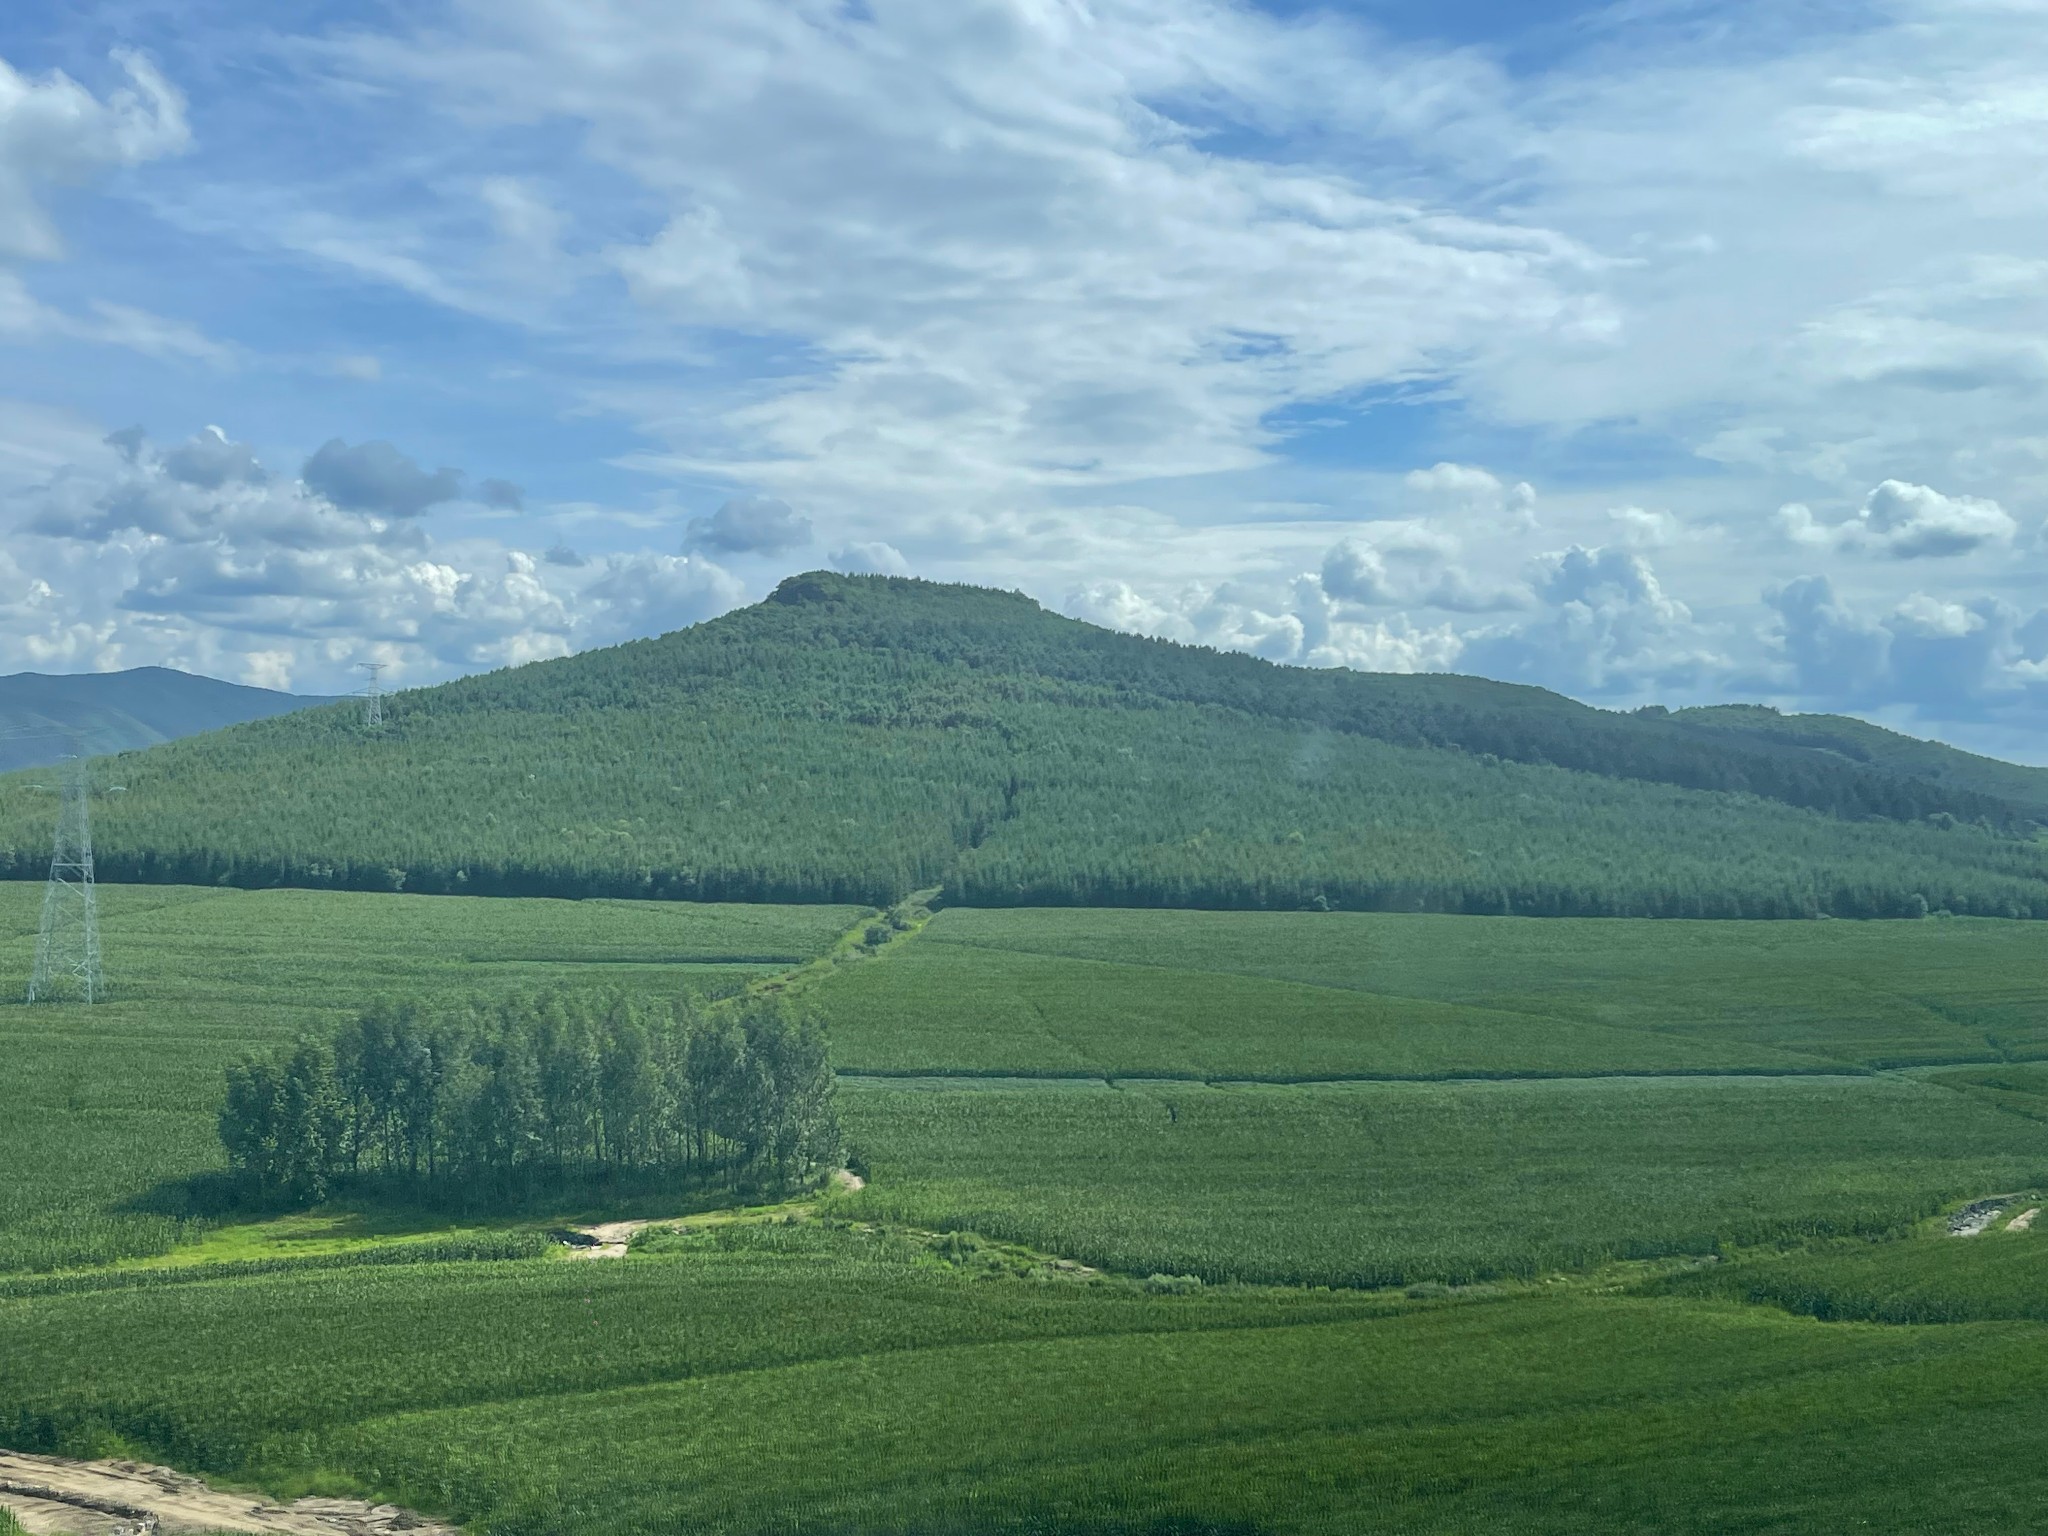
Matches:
[[0, 1452, 459, 1536]]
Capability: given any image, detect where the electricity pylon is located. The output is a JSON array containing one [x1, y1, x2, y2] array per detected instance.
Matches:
[[359, 662, 386, 729], [27, 751, 104, 1004]]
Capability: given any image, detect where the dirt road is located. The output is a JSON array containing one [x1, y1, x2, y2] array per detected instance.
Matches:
[[0, 1452, 459, 1536]]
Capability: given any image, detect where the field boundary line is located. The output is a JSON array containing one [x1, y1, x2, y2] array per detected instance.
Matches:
[[833, 1066, 1881, 1088]]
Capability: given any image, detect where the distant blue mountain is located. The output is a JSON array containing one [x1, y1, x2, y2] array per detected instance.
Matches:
[[0, 666, 338, 772]]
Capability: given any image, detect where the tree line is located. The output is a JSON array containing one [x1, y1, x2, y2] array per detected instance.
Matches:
[[219, 991, 842, 1208]]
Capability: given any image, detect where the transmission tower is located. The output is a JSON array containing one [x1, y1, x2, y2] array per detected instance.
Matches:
[[27, 752, 104, 1004], [359, 662, 386, 729]]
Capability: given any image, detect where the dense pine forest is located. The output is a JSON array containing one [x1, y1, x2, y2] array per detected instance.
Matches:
[[3, 572, 2047, 918], [220, 992, 840, 1208]]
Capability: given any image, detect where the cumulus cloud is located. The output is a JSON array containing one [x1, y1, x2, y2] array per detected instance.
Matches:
[[830, 541, 909, 576], [1458, 547, 1718, 695], [1608, 507, 1679, 549], [1404, 463, 1538, 528], [1760, 574, 2048, 714], [1780, 480, 2016, 560], [1859, 480, 2016, 558], [0, 418, 750, 687], [1066, 571, 1463, 675], [163, 426, 265, 489], [1319, 525, 1526, 614], [683, 495, 811, 555], [576, 553, 745, 644], [302, 439, 464, 517], [1763, 576, 1894, 701]]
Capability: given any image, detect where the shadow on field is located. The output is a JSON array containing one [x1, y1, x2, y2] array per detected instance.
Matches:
[[119, 1165, 810, 1230]]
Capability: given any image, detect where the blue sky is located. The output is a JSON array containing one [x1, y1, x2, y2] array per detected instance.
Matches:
[[1, 0, 2045, 759]]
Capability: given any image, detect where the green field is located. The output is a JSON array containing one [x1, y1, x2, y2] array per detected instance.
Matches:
[[0, 882, 861, 1272], [833, 1075, 2048, 1285], [5, 1226, 2048, 1534], [7, 888, 2048, 1532], [1659, 1211, 2048, 1324], [867, 906, 2048, 1070]]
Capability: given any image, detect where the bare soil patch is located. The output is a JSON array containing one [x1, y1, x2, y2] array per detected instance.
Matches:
[[0, 1453, 458, 1536], [558, 1218, 654, 1259], [2006, 1207, 2039, 1232], [1947, 1198, 2011, 1237]]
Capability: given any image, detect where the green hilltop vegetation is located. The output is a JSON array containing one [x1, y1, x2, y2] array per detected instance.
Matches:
[[1670, 702, 2048, 819], [3, 572, 2048, 920]]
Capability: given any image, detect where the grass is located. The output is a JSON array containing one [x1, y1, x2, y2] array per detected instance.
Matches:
[[0, 883, 861, 1272], [832, 1074, 2048, 1286]]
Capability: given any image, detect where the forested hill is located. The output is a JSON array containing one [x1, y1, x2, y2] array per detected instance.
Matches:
[[2, 572, 2045, 919], [0, 666, 332, 772], [1668, 703, 2048, 820]]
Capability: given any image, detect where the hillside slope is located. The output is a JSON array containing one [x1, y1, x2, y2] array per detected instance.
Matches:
[[1, 573, 2044, 918], [1671, 704, 2048, 819], [0, 667, 332, 773]]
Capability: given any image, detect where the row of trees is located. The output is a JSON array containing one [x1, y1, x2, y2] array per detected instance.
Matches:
[[220, 991, 841, 1207]]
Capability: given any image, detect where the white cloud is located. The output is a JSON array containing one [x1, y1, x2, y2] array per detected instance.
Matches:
[[0, 420, 749, 688], [683, 495, 812, 555], [1779, 479, 2016, 559], [1403, 463, 1538, 528], [1319, 523, 1526, 614], [1890, 591, 1985, 641], [1607, 506, 1678, 549], [327, 0, 1601, 507], [1761, 573, 2048, 715], [0, 50, 188, 262], [1066, 567, 1463, 674], [1457, 546, 1719, 696], [1858, 480, 2016, 558], [830, 541, 909, 577]]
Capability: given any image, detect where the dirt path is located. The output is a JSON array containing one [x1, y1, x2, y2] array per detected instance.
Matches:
[[560, 1169, 869, 1259], [0, 1453, 459, 1536]]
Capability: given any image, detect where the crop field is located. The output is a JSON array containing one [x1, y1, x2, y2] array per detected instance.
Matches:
[[0, 883, 860, 1272], [815, 934, 1829, 1078], [878, 906, 2048, 1069], [1660, 1212, 2048, 1324], [833, 1074, 2048, 1285], [7, 894, 2048, 1532], [4, 1228, 2048, 1534]]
